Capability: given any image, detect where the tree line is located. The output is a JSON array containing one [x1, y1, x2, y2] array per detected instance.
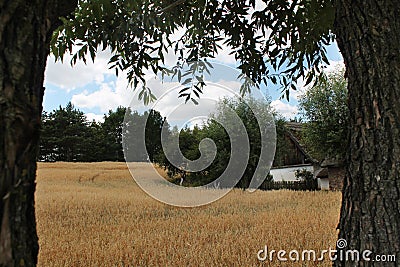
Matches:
[[39, 103, 167, 163], [39, 98, 291, 189]]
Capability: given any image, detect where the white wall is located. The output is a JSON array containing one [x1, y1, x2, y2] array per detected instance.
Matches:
[[318, 178, 330, 190], [270, 165, 314, 182]]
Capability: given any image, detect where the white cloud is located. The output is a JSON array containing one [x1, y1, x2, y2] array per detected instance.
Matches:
[[70, 68, 266, 127], [45, 35, 237, 102], [212, 41, 237, 65], [254, 0, 267, 11], [271, 100, 298, 119], [143, 79, 242, 125], [82, 77, 241, 128], [45, 49, 114, 91], [85, 113, 105, 123], [71, 76, 134, 113], [324, 60, 345, 73], [161, 31, 237, 67]]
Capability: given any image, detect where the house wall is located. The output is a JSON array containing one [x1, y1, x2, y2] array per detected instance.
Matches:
[[328, 167, 345, 191], [318, 178, 330, 190], [270, 165, 314, 182]]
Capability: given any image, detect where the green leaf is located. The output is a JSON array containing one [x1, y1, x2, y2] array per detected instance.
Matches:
[[182, 78, 192, 85], [179, 87, 190, 94]]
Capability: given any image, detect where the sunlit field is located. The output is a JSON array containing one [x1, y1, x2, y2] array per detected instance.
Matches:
[[36, 162, 341, 266]]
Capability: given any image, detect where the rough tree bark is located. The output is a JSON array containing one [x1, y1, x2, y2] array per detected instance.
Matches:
[[334, 0, 400, 266], [0, 1, 77, 266]]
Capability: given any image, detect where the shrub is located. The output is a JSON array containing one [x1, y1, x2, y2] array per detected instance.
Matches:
[[259, 169, 319, 191], [295, 169, 318, 191]]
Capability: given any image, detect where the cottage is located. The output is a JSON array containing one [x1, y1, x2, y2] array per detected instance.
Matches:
[[273, 122, 345, 191], [271, 122, 317, 182]]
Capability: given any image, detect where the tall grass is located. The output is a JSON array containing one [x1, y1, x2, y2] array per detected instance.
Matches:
[[36, 162, 341, 266]]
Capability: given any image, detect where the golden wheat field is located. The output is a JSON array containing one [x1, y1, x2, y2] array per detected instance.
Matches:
[[35, 162, 341, 266]]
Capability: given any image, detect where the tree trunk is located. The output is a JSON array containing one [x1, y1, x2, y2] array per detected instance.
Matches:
[[334, 0, 400, 266], [0, 1, 76, 266]]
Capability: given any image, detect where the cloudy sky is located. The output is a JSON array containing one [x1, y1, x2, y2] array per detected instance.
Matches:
[[43, 40, 343, 125]]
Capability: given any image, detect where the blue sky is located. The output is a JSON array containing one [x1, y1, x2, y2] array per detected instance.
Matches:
[[43, 41, 343, 124]]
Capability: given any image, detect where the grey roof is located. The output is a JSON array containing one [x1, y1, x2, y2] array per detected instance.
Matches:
[[321, 158, 344, 167], [315, 168, 328, 178]]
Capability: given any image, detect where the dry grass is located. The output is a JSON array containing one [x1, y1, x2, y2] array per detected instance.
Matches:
[[36, 162, 341, 266]]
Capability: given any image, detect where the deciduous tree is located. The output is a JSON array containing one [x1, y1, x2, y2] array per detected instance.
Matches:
[[299, 69, 348, 161], [102, 107, 126, 161], [0, 1, 77, 265]]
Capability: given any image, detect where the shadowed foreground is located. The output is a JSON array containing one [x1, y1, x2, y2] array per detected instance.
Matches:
[[36, 162, 341, 266]]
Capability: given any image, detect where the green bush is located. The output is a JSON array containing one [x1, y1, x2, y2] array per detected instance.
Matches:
[[259, 169, 318, 191]]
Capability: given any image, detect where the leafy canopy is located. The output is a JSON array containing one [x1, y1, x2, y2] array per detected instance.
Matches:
[[51, 0, 335, 103], [298, 68, 348, 161]]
